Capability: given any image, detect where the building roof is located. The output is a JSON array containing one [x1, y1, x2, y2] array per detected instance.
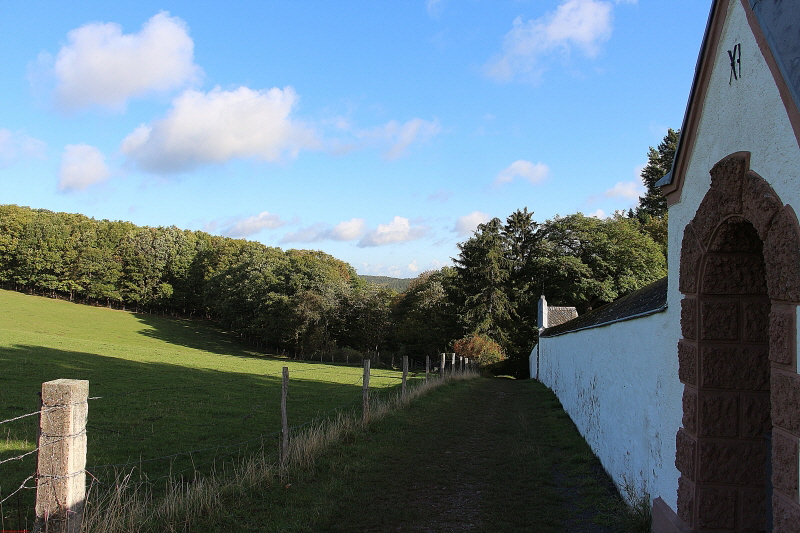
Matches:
[[548, 307, 578, 328], [541, 277, 668, 337], [658, 0, 800, 199]]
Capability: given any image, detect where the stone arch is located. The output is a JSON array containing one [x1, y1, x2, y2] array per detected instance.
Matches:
[[677, 152, 800, 531]]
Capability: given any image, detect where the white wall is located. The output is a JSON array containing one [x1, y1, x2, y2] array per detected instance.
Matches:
[[533, 310, 683, 509]]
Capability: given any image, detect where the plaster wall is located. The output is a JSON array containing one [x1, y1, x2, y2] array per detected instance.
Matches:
[[535, 310, 683, 509]]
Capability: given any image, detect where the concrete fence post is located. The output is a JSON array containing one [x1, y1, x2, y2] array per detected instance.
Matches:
[[280, 367, 289, 465], [440, 353, 445, 379], [425, 355, 430, 380], [35, 379, 88, 533], [362, 359, 371, 424], [402, 356, 408, 399], [451, 353, 456, 374]]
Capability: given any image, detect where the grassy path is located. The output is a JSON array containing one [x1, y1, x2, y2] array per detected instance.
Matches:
[[218, 377, 640, 533]]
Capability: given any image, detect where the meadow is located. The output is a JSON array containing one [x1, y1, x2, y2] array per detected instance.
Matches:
[[0, 289, 419, 529]]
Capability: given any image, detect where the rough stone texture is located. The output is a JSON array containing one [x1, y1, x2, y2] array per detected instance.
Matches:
[[772, 371, 800, 436], [773, 491, 800, 533], [693, 154, 748, 247], [742, 170, 782, 240], [697, 486, 737, 530], [676, 428, 697, 478], [770, 306, 796, 366], [682, 388, 698, 434], [740, 393, 771, 439], [677, 477, 696, 529], [700, 300, 739, 340], [698, 440, 767, 485], [681, 297, 698, 340], [708, 216, 764, 253], [701, 346, 770, 391], [678, 340, 698, 385], [739, 487, 767, 532], [680, 223, 703, 295], [702, 253, 768, 295], [764, 204, 800, 304], [699, 393, 739, 437], [743, 300, 771, 342], [772, 431, 799, 501]]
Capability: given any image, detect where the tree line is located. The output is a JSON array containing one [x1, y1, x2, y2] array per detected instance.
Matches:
[[0, 130, 676, 376]]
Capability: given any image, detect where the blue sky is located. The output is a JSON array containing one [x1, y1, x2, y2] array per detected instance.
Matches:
[[0, 0, 711, 277]]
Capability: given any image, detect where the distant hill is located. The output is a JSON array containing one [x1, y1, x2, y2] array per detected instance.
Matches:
[[359, 275, 414, 292]]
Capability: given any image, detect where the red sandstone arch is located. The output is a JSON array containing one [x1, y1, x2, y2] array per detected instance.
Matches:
[[677, 152, 800, 531]]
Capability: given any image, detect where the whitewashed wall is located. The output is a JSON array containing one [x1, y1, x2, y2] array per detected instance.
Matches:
[[532, 309, 683, 510]]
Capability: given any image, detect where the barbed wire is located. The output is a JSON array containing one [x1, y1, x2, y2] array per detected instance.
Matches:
[[0, 474, 36, 505]]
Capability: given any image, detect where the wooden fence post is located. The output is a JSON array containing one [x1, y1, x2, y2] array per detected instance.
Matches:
[[425, 355, 430, 380], [280, 367, 289, 465], [362, 359, 371, 424], [402, 356, 408, 399], [35, 379, 88, 533]]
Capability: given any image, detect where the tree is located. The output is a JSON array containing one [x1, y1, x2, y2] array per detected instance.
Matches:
[[636, 128, 679, 220]]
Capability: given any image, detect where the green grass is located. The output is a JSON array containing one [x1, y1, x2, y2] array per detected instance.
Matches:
[[0, 289, 418, 529]]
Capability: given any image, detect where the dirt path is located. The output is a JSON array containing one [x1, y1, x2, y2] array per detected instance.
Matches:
[[306, 377, 628, 533]]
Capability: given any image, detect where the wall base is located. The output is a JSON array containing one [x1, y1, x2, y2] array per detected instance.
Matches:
[[652, 497, 692, 533]]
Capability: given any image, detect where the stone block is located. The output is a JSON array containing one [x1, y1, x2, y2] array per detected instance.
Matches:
[[739, 487, 767, 532], [769, 306, 796, 366], [682, 388, 697, 434], [740, 393, 771, 439], [772, 371, 800, 435], [676, 428, 697, 478], [742, 170, 781, 241], [773, 491, 800, 533], [700, 300, 739, 340], [698, 440, 766, 485], [764, 205, 800, 304], [743, 300, 770, 342], [772, 431, 799, 501], [678, 340, 697, 385], [701, 346, 769, 391], [702, 254, 767, 295], [697, 486, 737, 530], [677, 477, 696, 528], [699, 393, 738, 437], [708, 216, 764, 253], [692, 153, 748, 247], [680, 224, 703, 295], [682, 297, 697, 340]]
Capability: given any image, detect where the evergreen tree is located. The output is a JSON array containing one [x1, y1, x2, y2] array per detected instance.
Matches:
[[636, 128, 679, 219]]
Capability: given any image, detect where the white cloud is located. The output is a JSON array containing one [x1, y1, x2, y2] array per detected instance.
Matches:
[[53, 12, 200, 111], [485, 0, 617, 82], [603, 180, 644, 200], [588, 209, 606, 218], [358, 216, 428, 247], [58, 144, 110, 191], [121, 86, 318, 174], [455, 211, 491, 236], [495, 160, 549, 185], [281, 218, 366, 244], [0, 129, 46, 167], [222, 212, 285, 238], [408, 260, 419, 272]]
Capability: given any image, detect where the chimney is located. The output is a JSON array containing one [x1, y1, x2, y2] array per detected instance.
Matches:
[[537, 295, 548, 331]]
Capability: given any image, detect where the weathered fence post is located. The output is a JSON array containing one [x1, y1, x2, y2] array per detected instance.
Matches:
[[280, 367, 289, 465], [440, 353, 446, 378], [425, 355, 430, 380], [459, 356, 464, 373], [35, 379, 88, 533], [451, 353, 456, 374], [362, 359, 371, 424], [402, 356, 408, 399]]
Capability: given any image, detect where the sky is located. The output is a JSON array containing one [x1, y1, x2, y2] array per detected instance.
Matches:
[[0, 0, 712, 278]]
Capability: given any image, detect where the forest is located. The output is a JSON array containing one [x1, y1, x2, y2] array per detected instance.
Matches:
[[0, 130, 676, 378]]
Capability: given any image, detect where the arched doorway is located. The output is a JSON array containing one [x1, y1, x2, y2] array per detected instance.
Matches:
[[677, 153, 800, 532]]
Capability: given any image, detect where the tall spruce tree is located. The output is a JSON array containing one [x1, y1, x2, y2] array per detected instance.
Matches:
[[636, 128, 679, 220]]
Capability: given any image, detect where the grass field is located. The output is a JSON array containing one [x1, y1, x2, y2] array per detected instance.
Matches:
[[0, 289, 418, 529]]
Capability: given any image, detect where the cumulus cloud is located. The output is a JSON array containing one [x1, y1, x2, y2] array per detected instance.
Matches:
[[0, 129, 46, 167], [603, 180, 644, 200], [121, 86, 318, 174], [281, 218, 366, 244], [485, 0, 618, 82], [222, 212, 286, 238], [408, 260, 419, 272], [358, 216, 428, 247], [53, 12, 200, 111], [455, 211, 491, 236], [495, 160, 549, 185], [58, 144, 110, 191]]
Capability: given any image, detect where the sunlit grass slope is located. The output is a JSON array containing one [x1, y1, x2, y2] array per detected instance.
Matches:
[[0, 289, 414, 523]]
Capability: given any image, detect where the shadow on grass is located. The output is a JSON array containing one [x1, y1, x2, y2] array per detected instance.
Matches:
[[0, 343, 368, 530]]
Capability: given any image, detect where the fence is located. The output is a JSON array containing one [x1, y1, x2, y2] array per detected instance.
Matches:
[[0, 354, 474, 532]]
